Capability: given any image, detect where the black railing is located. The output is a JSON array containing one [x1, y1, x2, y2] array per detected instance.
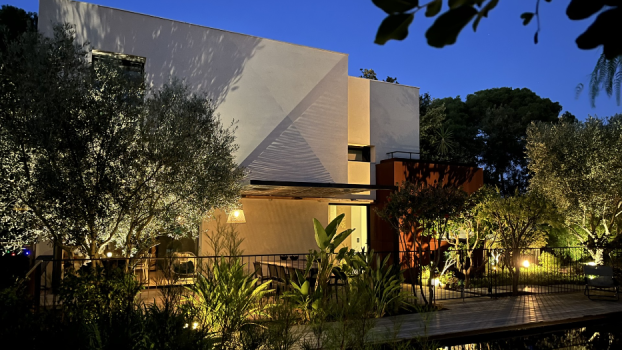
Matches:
[[26, 247, 622, 308]]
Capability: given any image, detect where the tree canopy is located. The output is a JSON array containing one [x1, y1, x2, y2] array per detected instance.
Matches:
[[0, 5, 37, 53], [419, 87, 562, 193], [526, 115, 622, 263], [371, 0, 622, 60], [0, 25, 243, 258]]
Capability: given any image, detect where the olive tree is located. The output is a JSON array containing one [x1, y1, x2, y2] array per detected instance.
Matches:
[[0, 25, 243, 258], [526, 116, 622, 264], [480, 190, 552, 296]]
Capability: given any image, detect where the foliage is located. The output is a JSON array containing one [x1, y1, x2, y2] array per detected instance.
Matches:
[[419, 88, 561, 193], [286, 214, 354, 321], [342, 250, 412, 318], [0, 24, 243, 258], [479, 190, 553, 295], [371, 0, 622, 61], [0, 5, 37, 53], [359, 67, 399, 84], [376, 181, 470, 304], [526, 116, 622, 264], [577, 53, 622, 107], [205, 215, 245, 258], [185, 258, 272, 349]]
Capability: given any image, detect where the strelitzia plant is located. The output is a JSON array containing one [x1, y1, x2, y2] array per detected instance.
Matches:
[[286, 214, 354, 321]]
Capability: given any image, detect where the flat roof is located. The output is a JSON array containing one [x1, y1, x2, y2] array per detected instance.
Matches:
[[66, 1, 348, 56], [241, 180, 394, 198]]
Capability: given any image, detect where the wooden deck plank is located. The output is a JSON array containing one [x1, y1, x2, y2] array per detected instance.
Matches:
[[372, 291, 622, 341]]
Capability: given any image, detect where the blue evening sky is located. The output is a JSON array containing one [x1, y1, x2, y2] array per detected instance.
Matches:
[[13, 0, 621, 119]]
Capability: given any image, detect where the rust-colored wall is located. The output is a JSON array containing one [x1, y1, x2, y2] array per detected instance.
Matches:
[[371, 159, 484, 256]]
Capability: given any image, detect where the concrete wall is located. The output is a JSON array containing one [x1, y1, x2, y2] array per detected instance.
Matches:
[[370, 80, 419, 163], [200, 198, 328, 256], [39, 0, 348, 184]]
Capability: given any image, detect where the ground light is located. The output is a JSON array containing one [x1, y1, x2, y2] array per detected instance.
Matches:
[[523, 260, 530, 268]]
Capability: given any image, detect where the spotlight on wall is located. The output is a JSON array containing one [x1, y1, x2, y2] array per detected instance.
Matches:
[[522, 260, 530, 268]]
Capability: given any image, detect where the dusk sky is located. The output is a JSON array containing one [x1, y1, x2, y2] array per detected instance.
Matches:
[[13, 0, 622, 119]]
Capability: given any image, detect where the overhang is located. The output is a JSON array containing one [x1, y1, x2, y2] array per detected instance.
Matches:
[[241, 180, 395, 199]]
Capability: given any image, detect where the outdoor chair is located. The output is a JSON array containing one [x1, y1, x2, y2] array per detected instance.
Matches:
[[253, 262, 270, 283], [169, 252, 196, 279], [287, 266, 300, 284], [583, 265, 619, 300]]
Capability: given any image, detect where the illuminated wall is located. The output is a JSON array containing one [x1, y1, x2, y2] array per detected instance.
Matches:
[[39, 0, 348, 184]]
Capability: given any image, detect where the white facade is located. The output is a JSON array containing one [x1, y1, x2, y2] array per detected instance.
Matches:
[[39, 0, 420, 255]]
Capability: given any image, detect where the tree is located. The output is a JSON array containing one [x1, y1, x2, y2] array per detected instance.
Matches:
[[371, 0, 622, 60], [0, 25, 243, 258], [479, 190, 552, 296], [446, 186, 496, 288], [526, 116, 622, 264], [0, 5, 37, 53], [430, 88, 561, 193], [359, 68, 399, 83], [376, 181, 469, 304]]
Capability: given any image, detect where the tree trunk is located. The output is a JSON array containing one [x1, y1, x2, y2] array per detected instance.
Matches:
[[512, 249, 521, 296], [591, 248, 605, 265]]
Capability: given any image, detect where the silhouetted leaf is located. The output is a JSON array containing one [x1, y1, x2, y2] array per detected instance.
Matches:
[[372, 0, 418, 14], [534, 31, 539, 44], [375, 13, 414, 45], [566, 0, 606, 20], [448, 0, 482, 9], [576, 7, 622, 59], [472, 0, 499, 31], [426, 6, 477, 47], [425, 0, 442, 17], [521, 12, 534, 25]]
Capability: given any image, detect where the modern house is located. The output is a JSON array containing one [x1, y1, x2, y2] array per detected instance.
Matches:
[[37, 0, 483, 260]]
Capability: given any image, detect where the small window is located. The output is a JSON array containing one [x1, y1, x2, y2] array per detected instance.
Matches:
[[348, 146, 371, 162], [92, 50, 146, 80]]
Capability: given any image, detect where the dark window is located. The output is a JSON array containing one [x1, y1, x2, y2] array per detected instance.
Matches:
[[91, 50, 145, 80], [348, 146, 371, 162]]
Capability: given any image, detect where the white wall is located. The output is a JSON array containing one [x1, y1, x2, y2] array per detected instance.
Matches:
[[370, 80, 420, 162], [201, 198, 328, 256], [39, 0, 348, 184]]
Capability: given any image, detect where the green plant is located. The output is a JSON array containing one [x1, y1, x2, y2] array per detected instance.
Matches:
[[185, 258, 272, 349], [58, 267, 142, 323], [287, 214, 354, 321], [342, 250, 412, 318]]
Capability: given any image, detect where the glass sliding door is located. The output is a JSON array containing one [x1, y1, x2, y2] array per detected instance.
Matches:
[[328, 204, 368, 252]]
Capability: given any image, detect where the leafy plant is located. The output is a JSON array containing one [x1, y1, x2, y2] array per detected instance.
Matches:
[[185, 258, 272, 349], [342, 250, 412, 318]]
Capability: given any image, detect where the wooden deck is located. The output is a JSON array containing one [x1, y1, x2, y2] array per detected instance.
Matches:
[[369, 290, 622, 343]]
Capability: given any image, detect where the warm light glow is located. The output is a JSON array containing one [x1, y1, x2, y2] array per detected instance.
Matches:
[[183, 323, 189, 329], [432, 278, 440, 286], [227, 208, 246, 224], [522, 260, 530, 268], [587, 262, 597, 266], [192, 322, 199, 330], [106, 251, 113, 258]]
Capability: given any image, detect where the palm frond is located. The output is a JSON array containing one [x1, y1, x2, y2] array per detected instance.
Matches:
[[580, 53, 622, 107]]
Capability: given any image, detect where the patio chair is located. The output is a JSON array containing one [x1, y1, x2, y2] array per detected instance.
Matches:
[[287, 266, 300, 284], [583, 265, 619, 300], [253, 261, 270, 283], [169, 252, 196, 279]]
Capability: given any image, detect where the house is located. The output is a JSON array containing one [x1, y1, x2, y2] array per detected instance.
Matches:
[[37, 0, 483, 261]]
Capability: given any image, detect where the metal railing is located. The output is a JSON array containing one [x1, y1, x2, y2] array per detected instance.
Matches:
[[25, 247, 622, 308]]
